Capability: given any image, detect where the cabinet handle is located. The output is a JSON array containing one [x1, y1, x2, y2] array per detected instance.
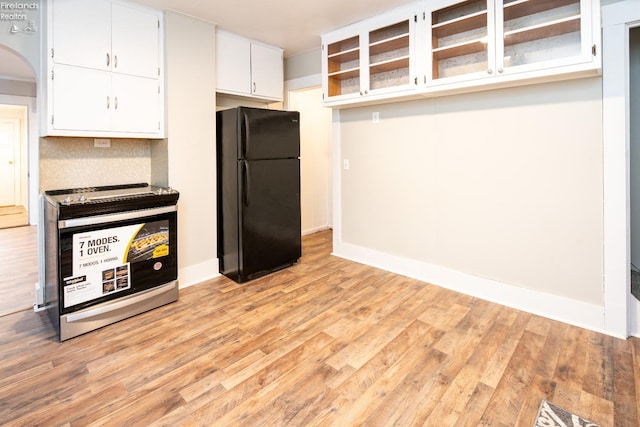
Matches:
[[253, 82, 256, 93], [364, 90, 368, 95], [114, 55, 118, 68], [487, 69, 493, 75], [498, 68, 504, 73], [106, 96, 110, 109], [360, 91, 363, 96], [106, 53, 110, 67], [115, 97, 118, 110], [414, 77, 418, 85]]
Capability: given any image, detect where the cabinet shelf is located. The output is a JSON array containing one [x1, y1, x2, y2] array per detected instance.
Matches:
[[432, 10, 488, 39], [433, 38, 486, 60], [369, 34, 410, 56], [503, 0, 579, 22], [328, 67, 360, 81], [370, 56, 410, 74], [328, 47, 360, 64], [504, 15, 580, 46]]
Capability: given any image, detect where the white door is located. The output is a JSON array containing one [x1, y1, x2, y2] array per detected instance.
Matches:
[[111, 3, 160, 79], [251, 43, 283, 99], [0, 119, 18, 207], [52, 0, 112, 70], [216, 30, 251, 95], [289, 87, 333, 234], [111, 74, 160, 133], [52, 65, 111, 132]]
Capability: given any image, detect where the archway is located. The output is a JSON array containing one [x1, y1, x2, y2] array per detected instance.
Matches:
[[0, 43, 39, 316]]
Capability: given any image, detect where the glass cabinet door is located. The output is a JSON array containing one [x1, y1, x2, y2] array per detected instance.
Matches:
[[368, 19, 412, 93], [499, 0, 587, 73], [430, 0, 495, 83]]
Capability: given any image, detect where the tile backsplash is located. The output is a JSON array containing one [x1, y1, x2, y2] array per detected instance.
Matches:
[[39, 137, 153, 191]]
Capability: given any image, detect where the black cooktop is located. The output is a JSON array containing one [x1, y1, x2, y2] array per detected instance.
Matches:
[[44, 183, 179, 220]]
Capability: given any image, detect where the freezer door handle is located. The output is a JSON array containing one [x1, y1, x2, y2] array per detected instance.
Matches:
[[242, 161, 250, 207], [241, 112, 248, 158]]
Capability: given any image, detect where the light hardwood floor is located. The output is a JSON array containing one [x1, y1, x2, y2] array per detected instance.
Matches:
[[0, 225, 38, 316], [1, 230, 638, 426]]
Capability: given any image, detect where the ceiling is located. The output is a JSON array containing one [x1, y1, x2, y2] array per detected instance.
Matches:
[[0, 0, 415, 81], [128, 0, 415, 57]]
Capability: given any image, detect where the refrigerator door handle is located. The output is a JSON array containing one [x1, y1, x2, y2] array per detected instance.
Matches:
[[242, 161, 250, 207], [241, 113, 248, 158]]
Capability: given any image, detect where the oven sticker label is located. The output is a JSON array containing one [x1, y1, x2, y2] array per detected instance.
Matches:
[[63, 264, 131, 308], [71, 220, 170, 277], [63, 220, 170, 308]]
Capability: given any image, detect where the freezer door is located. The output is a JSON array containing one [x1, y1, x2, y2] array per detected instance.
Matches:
[[240, 108, 300, 160], [239, 158, 301, 281]]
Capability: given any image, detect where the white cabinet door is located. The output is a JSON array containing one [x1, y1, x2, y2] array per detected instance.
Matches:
[[251, 43, 283, 100], [111, 74, 160, 133], [52, 0, 112, 70], [52, 65, 111, 132], [216, 30, 251, 95], [112, 3, 160, 78]]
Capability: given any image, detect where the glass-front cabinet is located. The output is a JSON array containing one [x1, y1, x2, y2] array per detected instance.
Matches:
[[430, 0, 496, 84], [321, 0, 599, 106], [322, 6, 417, 105], [499, 0, 591, 73], [428, 0, 596, 86]]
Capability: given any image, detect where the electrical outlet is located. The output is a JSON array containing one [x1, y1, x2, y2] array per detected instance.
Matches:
[[343, 159, 350, 170], [94, 138, 111, 148], [372, 112, 380, 123]]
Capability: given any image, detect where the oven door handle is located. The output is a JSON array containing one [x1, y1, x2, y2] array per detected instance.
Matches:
[[59, 205, 177, 229]]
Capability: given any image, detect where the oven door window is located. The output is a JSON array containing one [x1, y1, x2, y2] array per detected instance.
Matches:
[[59, 211, 177, 314]]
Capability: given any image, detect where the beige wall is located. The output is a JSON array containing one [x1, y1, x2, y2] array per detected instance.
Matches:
[[164, 11, 217, 286], [340, 77, 604, 306], [284, 49, 321, 81], [0, 79, 36, 97]]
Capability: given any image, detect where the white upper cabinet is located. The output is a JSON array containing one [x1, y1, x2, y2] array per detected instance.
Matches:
[[42, 0, 164, 138], [216, 30, 284, 101], [50, 0, 112, 71], [250, 43, 284, 100], [321, 0, 600, 107], [216, 30, 252, 95], [111, 3, 161, 79]]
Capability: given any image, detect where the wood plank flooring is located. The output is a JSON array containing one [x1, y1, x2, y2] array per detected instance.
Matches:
[[1, 229, 639, 426], [0, 205, 29, 229], [0, 225, 37, 316]]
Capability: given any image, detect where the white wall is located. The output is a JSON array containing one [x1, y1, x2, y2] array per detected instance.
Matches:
[[337, 77, 604, 311], [164, 11, 218, 287]]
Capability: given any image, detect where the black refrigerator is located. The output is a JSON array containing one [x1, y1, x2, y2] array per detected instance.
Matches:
[[216, 107, 302, 283]]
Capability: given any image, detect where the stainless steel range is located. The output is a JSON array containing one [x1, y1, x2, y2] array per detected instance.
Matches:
[[42, 183, 179, 341]]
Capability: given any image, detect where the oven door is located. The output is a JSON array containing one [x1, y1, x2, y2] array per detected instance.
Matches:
[[57, 205, 178, 315]]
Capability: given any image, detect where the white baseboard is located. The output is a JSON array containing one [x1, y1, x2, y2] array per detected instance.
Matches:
[[630, 299, 640, 338], [178, 258, 219, 289], [334, 241, 611, 336], [302, 225, 331, 236]]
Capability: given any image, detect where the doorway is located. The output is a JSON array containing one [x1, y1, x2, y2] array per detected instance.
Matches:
[[0, 45, 39, 317], [602, 0, 640, 338], [631, 27, 640, 304], [288, 86, 333, 235], [0, 104, 29, 228]]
